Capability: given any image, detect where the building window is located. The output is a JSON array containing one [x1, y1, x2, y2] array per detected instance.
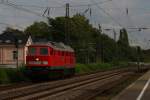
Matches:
[[18, 40, 22, 43], [5, 40, 11, 43], [13, 50, 18, 60]]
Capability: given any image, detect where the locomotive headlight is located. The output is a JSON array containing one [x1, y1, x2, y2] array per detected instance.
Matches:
[[36, 58, 39, 61], [42, 61, 48, 65]]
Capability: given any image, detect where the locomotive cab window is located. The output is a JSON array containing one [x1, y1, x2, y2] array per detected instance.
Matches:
[[40, 48, 48, 55], [28, 47, 36, 55]]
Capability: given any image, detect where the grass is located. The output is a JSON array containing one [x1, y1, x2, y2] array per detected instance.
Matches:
[[75, 62, 128, 74], [0, 62, 129, 84], [0, 69, 10, 84], [0, 67, 30, 84]]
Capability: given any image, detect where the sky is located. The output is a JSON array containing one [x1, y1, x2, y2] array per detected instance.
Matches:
[[0, 0, 150, 49]]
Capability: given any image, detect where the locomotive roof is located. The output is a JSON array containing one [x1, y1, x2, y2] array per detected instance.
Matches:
[[30, 42, 74, 52]]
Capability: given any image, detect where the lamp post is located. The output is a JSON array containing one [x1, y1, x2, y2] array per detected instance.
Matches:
[[136, 46, 141, 72], [14, 38, 19, 68]]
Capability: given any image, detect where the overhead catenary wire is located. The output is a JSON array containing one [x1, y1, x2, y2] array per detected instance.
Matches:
[[1, 0, 150, 32], [1, 0, 112, 9], [0, 0, 117, 21], [0, 0, 47, 18], [89, 0, 141, 47], [90, 0, 150, 31], [12, 3, 65, 9], [0, 0, 108, 30], [69, 0, 112, 7], [90, 0, 123, 28]]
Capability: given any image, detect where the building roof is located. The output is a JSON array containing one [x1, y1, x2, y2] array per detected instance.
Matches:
[[0, 32, 29, 45]]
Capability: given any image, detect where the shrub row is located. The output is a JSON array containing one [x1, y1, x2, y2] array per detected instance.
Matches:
[[0, 62, 128, 84], [75, 62, 128, 73], [0, 67, 30, 84]]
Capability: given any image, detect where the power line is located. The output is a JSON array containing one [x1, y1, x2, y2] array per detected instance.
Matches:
[[89, 0, 150, 38], [6, 3, 65, 9], [90, 0, 124, 28], [0, 0, 46, 18], [1, 0, 150, 31], [69, 0, 112, 7], [2, 2, 150, 11], [0, 0, 113, 19], [0, 0, 111, 9]]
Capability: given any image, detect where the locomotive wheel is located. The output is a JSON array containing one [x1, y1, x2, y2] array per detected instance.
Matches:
[[64, 68, 75, 77], [48, 69, 65, 79], [70, 68, 75, 76]]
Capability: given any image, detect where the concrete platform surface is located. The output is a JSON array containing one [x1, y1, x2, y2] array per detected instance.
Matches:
[[113, 70, 150, 100]]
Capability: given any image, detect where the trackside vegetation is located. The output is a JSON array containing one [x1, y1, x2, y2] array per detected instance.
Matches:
[[0, 14, 145, 84], [0, 62, 128, 84], [75, 62, 128, 73], [3, 14, 144, 64], [0, 67, 30, 84]]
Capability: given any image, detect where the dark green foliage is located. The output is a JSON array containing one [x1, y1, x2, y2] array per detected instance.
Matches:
[[100, 34, 117, 62], [76, 62, 128, 73], [48, 17, 66, 42], [118, 28, 129, 46], [23, 15, 143, 63], [25, 21, 52, 40], [143, 49, 150, 62], [0, 67, 30, 84], [117, 28, 142, 62], [3, 27, 24, 35], [0, 69, 10, 84]]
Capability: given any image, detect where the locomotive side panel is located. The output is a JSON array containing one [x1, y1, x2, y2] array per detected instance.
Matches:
[[25, 42, 76, 78]]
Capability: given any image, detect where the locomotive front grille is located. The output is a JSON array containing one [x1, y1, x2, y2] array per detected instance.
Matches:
[[28, 61, 48, 65]]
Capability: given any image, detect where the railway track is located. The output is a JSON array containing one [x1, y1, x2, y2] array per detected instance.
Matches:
[[0, 82, 33, 92], [0, 69, 133, 100]]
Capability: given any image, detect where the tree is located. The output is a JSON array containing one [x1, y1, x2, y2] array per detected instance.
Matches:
[[25, 21, 52, 40], [117, 28, 138, 61], [23, 15, 142, 64], [3, 27, 24, 35], [48, 17, 66, 42], [118, 28, 129, 46], [48, 15, 101, 63]]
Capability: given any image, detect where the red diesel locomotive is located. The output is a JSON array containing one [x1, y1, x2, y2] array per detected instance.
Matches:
[[25, 42, 75, 78]]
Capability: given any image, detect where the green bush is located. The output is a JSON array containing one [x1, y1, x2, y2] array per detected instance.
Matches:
[[0, 69, 10, 84], [0, 66, 30, 84], [75, 62, 128, 74], [111, 61, 128, 67], [76, 63, 112, 73], [0, 62, 129, 84]]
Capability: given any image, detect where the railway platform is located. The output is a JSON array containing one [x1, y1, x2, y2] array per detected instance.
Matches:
[[113, 70, 150, 100]]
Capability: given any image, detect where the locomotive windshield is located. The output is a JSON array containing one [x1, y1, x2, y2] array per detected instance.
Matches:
[[28, 47, 36, 55], [40, 48, 48, 55]]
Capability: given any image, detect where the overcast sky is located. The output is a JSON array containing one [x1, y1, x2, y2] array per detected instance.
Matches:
[[0, 0, 150, 49]]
